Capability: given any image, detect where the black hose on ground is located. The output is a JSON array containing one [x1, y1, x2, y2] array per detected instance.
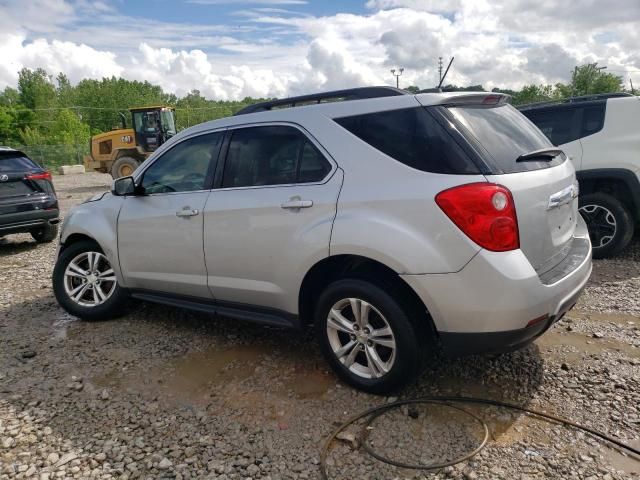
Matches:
[[320, 396, 640, 480]]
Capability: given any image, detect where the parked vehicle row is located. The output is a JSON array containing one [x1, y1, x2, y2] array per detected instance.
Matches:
[[51, 87, 592, 392], [519, 93, 640, 258]]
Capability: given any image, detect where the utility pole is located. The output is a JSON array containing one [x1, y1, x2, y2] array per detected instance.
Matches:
[[631, 78, 636, 95], [390, 68, 404, 88], [438, 57, 443, 84]]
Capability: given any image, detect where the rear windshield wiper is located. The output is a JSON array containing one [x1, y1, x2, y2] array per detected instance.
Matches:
[[516, 148, 563, 162]]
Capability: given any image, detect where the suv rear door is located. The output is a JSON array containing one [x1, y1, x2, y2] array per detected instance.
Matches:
[[440, 101, 580, 275], [203, 124, 341, 315]]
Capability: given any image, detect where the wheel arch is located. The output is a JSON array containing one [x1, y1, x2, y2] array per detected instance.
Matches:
[[577, 168, 640, 222], [298, 254, 436, 334]]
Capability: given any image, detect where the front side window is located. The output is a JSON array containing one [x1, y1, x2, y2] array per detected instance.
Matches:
[[141, 132, 222, 194], [222, 126, 332, 188]]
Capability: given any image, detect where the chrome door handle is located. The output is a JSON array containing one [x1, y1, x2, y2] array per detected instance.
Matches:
[[281, 199, 313, 209], [176, 207, 200, 217]]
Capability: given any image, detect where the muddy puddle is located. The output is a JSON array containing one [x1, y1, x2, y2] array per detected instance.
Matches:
[[568, 311, 639, 326], [89, 343, 335, 406], [51, 312, 79, 339], [536, 329, 639, 362]]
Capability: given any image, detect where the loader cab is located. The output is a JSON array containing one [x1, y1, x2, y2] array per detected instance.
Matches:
[[130, 107, 176, 153]]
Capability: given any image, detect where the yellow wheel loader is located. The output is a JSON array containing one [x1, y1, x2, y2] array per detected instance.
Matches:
[[84, 106, 176, 179]]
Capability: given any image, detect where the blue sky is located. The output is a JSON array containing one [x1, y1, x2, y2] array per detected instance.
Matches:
[[0, 0, 638, 99]]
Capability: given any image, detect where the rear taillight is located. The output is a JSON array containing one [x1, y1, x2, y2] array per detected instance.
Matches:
[[435, 183, 519, 252], [25, 171, 52, 181]]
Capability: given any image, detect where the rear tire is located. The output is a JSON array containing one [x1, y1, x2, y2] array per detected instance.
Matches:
[[111, 156, 140, 179], [31, 223, 58, 243], [579, 192, 634, 259], [52, 240, 128, 321], [314, 278, 422, 394]]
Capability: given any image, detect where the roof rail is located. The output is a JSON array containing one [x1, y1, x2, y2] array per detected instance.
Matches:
[[518, 92, 633, 110], [234, 86, 409, 115]]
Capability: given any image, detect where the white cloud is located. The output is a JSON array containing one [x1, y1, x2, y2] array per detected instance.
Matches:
[[0, 34, 122, 88], [188, 0, 307, 4], [0, 0, 638, 99]]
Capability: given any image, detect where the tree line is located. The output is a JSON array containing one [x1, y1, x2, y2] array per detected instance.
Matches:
[[0, 63, 631, 151]]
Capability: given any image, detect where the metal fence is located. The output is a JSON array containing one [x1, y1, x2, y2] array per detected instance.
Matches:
[[14, 144, 88, 170]]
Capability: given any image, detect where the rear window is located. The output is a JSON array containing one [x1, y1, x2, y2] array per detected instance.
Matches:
[[335, 107, 480, 174], [448, 104, 565, 173], [0, 154, 38, 173]]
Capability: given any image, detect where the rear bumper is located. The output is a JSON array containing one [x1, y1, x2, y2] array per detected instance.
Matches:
[[0, 208, 59, 234], [401, 220, 592, 356]]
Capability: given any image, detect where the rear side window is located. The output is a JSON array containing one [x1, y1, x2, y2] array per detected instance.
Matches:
[[0, 155, 38, 173], [521, 108, 580, 146], [448, 104, 564, 173], [335, 108, 479, 174], [222, 126, 332, 188]]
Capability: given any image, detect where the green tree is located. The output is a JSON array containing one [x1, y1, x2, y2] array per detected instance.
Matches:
[[404, 85, 420, 94], [0, 106, 20, 144], [49, 109, 90, 145], [510, 85, 557, 105], [17, 68, 56, 110], [569, 64, 623, 96]]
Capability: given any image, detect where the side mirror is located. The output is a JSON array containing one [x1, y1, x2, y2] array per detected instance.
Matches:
[[111, 176, 137, 196]]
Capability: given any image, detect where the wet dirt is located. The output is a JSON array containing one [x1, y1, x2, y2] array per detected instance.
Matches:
[[536, 327, 640, 362]]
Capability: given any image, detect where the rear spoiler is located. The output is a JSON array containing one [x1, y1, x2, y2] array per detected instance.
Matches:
[[419, 92, 512, 107]]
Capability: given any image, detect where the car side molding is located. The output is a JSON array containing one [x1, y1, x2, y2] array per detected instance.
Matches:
[[130, 290, 302, 330]]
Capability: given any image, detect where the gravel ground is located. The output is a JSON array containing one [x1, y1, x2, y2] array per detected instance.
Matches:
[[1, 172, 639, 479]]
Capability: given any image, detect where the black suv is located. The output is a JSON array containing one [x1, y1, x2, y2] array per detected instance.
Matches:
[[0, 147, 59, 243]]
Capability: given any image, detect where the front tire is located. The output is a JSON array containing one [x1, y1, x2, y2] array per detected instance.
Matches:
[[315, 278, 422, 394], [31, 223, 58, 243], [579, 192, 634, 259], [52, 240, 128, 321], [111, 156, 140, 179]]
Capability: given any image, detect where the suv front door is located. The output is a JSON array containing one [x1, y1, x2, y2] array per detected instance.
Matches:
[[118, 131, 223, 298], [203, 124, 342, 314]]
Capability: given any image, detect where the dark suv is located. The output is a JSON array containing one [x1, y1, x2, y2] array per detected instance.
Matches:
[[0, 147, 59, 243]]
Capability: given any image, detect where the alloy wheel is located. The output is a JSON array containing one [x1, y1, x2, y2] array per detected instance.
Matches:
[[579, 204, 617, 249], [63, 251, 117, 307], [326, 297, 396, 379]]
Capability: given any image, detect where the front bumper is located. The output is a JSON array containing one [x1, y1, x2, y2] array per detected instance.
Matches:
[[401, 224, 592, 356]]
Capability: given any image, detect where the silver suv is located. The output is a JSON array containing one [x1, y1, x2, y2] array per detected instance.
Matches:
[[52, 87, 592, 393]]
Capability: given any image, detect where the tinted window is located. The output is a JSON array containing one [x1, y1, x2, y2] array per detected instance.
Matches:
[[448, 104, 564, 173], [222, 126, 331, 188], [581, 105, 605, 138], [335, 107, 479, 174], [141, 132, 222, 194], [0, 155, 38, 173], [521, 108, 580, 145], [298, 142, 332, 183]]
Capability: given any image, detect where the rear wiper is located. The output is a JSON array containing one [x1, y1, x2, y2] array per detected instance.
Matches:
[[516, 148, 563, 162]]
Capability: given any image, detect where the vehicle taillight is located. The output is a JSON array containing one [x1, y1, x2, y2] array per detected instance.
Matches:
[[25, 171, 52, 181], [435, 183, 519, 252]]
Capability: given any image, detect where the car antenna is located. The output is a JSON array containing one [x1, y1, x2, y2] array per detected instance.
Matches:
[[437, 56, 455, 91], [418, 56, 454, 93]]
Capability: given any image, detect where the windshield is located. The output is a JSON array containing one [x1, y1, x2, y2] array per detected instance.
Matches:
[[161, 110, 176, 136], [448, 104, 565, 173]]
